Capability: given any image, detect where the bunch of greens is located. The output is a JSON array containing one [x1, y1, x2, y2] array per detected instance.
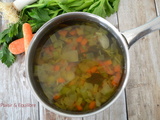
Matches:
[[0, 0, 120, 67]]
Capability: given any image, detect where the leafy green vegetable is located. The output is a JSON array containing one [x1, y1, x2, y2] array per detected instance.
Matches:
[[0, 43, 15, 67], [0, 0, 120, 67], [27, 8, 52, 32], [0, 23, 23, 67], [0, 29, 11, 44]]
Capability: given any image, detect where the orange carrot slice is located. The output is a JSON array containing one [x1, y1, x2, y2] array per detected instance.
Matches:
[[104, 60, 112, 66], [57, 77, 65, 83], [23, 23, 33, 53], [69, 29, 77, 36], [58, 30, 68, 37], [81, 38, 88, 46], [54, 65, 60, 71], [114, 65, 122, 73], [76, 105, 83, 111], [8, 38, 25, 55], [111, 73, 122, 87], [76, 36, 83, 42], [87, 66, 98, 73], [53, 94, 61, 100], [89, 101, 96, 110], [105, 66, 114, 75], [9, 34, 34, 55]]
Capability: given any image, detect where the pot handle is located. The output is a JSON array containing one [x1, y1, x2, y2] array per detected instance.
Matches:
[[121, 16, 160, 48]]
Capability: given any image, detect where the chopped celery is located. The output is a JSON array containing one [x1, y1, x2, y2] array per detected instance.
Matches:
[[81, 90, 88, 99], [76, 97, 83, 106], [98, 27, 108, 35], [61, 71, 75, 81], [86, 53, 94, 59], [100, 83, 114, 96], [53, 48, 62, 60], [47, 76, 56, 85], [53, 40, 64, 48], [78, 62, 90, 72], [64, 97, 74, 107], [84, 82, 94, 91], [50, 34, 58, 43], [55, 103, 65, 110], [62, 50, 79, 62], [60, 86, 70, 95], [76, 27, 84, 36], [85, 98, 92, 103], [92, 84, 99, 94], [96, 32, 110, 49], [70, 85, 77, 91], [69, 93, 77, 102], [87, 91, 94, 100], [98, 55, 105, 60]]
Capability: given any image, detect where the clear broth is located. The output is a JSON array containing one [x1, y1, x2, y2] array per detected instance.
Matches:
[[33, 20, 124, 112]]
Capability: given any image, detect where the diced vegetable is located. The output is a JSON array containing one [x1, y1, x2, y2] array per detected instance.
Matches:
[[57, 77, 65, 83], [53, 94, 61, 100], [69, 29, 77, 36], [89, 101, 96, 110], [62, 50, 79, 62], [111, 73, 122, 87], [76, 105, 83, 111], [58, 30, 68, 37], [96, 32, 110, 49], [50, 34, 58, 43]]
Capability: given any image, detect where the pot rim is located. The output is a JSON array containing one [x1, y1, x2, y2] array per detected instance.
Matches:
[[25, 12, 130, 117]]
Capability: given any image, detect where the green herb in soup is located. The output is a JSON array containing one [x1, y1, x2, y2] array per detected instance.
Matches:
[[33, 21, 124, 112]]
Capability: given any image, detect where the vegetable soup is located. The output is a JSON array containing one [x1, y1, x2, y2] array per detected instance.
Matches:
[[33, 21, 124, 112]]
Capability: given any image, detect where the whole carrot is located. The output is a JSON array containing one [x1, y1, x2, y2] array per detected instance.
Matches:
[[23, 23, 33, 53]]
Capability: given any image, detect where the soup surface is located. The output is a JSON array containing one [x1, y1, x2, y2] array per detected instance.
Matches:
[[33, 21, 124, 112]]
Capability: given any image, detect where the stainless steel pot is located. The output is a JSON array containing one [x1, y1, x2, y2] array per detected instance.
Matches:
[[25, 12, 160, 117]]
